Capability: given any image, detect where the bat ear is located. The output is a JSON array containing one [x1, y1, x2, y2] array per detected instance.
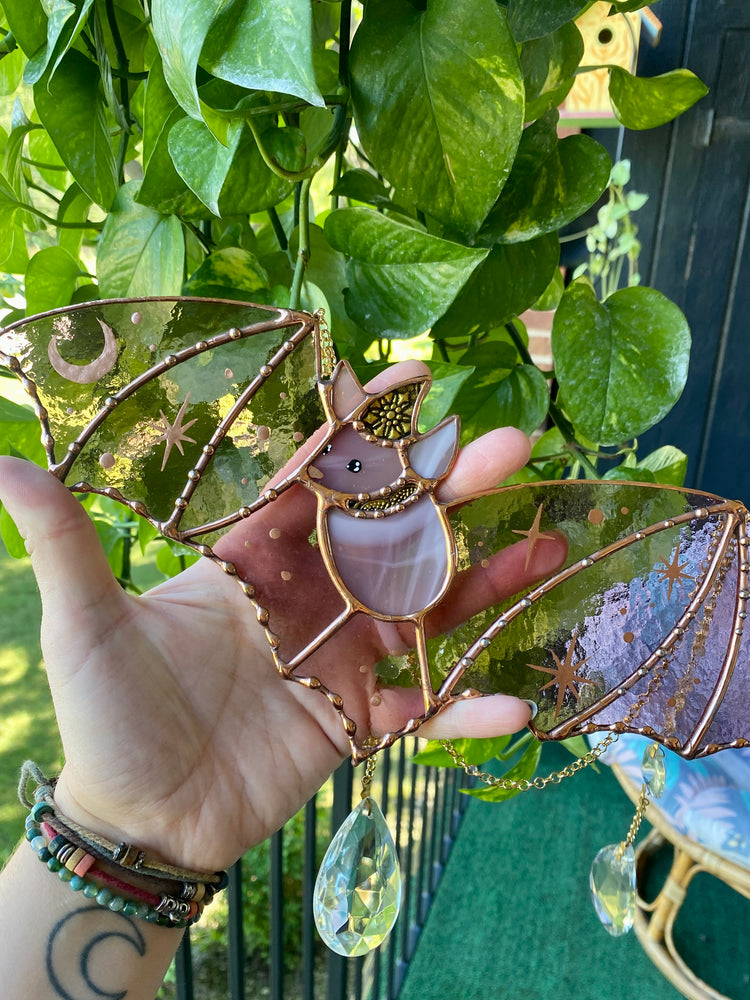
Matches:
[[408, 416, 459, 480], [328, 360, 367, 420]]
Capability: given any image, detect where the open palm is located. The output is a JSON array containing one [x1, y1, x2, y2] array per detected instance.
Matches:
[[0, 365, 565, 872]]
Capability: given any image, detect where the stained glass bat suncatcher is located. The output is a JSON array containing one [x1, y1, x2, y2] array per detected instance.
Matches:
[[1, 297, 749, 766]]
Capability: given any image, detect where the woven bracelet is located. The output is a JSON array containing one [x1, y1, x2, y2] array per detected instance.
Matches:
[[24, 802, 221, 926], [19, 761, 228, 918]]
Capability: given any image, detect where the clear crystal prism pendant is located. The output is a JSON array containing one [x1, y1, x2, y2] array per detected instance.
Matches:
[[313, 794, 402, 956], [590, 761, 654, 937], [589, 842, 637, 936], [641, 742, 667, 798]]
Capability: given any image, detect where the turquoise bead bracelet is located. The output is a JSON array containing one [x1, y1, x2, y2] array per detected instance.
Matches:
[[25, 814, 203, 928]]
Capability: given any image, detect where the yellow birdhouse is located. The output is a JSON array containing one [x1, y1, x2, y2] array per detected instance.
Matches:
[[560, 2, 661, 127]]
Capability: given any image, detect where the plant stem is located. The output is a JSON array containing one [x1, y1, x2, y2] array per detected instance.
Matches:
[[18, 202, 102, 230], [106, 0, 132, 186], [496, 731, 534, 760], [338, 0, 352, 88], [267, 206, 289, 253], [289, 178, 312, 310], [503, 322, 600, 478]]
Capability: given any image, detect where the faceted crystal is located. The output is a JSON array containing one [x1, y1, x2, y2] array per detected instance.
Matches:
[[313, 796, 402, 956], [641, 742, 666, 798], [589, 843, 636, 936]]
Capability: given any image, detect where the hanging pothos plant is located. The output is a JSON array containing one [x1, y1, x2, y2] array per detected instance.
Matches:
[[0, 1, 706, 756]]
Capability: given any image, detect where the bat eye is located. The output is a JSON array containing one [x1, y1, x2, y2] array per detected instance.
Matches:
[[346, 459, 362, 473], [321, 443, 332, 454]]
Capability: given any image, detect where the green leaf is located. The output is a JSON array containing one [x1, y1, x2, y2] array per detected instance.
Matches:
[[1, 215, 28, 274], [324, 207, 488, 338], [432, 236, 560, 340], [97, 181, 185, 298], [414, 735, 512, 767], [609, 0, 662, 11], [507, 0, 588, 42], [56, 184, 93, 259], [521, 21, 584, 121], [150, 0, 228, 122], [1, 0, 46, 58], [24, 0, 94, 85], [349, 0, 524, 234], [155, 540, 199, 578], [463, 740, 542, 801], [168, 116, 301, 217], [200, 0, 324, 108], [0, 171, 20, 265], [0, 503, 26, 558], [531, 266, 564, 311], [298, 224, 370, 359], [0, 45, 26, 96], [183, 247, 270, 300], [417, 361, 475, 430], [602, 465, 656, 483], [551, 280, 691, 445], [331, 169, 395, 210], [24, 245, 80, 314], [481, 125, 611, 244], [631, 445, 688, 486], [0, 396, 46, 466], [33, 50, 118, 209], [138, 106, 216, 218], [452, 342, 548, 441], [608, 66, 709, 130], [138, 62, 208, 218]]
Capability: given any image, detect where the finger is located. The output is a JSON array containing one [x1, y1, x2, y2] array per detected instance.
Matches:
[[427, 533, 567, 636], [372, 686, 533, 739], [0, 457, 123, 624], [438, 426, 531, 503]]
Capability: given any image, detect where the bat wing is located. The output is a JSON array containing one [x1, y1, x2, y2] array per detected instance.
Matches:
[[0, 297, 323, 540], [424, 481, 749, 759]]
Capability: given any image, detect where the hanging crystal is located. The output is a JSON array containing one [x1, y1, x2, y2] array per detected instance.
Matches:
[[641, 742, 666, 799], [589, 842, 637, 936], [313, 796, 402, 956]]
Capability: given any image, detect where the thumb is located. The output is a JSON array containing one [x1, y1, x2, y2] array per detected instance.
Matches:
[[0, 457, 123, 629]]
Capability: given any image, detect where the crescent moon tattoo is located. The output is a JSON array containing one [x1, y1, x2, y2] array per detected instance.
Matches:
[[48, 318, 118, 383], [46, 907, 146, 1000]]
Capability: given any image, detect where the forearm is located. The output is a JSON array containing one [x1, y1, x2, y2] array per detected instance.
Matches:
[[0, 843, 182, 999]]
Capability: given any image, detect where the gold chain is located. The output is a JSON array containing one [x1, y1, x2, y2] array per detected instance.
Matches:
[[314, 309, 336, 379], [439, 732, 620, 792]]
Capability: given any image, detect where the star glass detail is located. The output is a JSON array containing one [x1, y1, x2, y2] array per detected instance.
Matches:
[[512, 503, 556, 569], [529, 630, 591, 719], [655, 542, 695, 599], [155, 394, 198, 471]]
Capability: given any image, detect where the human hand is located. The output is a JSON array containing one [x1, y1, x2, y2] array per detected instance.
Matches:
[[0, 363, 565, 872]]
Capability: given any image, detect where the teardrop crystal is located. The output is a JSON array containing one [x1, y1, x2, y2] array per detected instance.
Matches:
[[641, 742, 666, 798], [589, 842, 636, 937], [313, 796, 402, 956]]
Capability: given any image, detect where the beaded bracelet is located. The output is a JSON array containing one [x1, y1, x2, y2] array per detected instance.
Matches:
[[25, 804, 205, 927], [19, 761, 226, 889], [19, 762, 229, 928]]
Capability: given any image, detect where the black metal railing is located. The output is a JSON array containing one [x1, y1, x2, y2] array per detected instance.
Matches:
[[171, 739, 472, 1000]]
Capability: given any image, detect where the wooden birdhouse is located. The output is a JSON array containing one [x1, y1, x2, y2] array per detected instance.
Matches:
[[560, 2, 662, 127]]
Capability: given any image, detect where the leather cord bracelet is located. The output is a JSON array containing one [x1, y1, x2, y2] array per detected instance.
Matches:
[[19, 761, 228, 927]]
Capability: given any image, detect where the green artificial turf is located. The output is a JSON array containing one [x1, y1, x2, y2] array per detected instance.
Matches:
[[398, 742, 750, 1000]]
